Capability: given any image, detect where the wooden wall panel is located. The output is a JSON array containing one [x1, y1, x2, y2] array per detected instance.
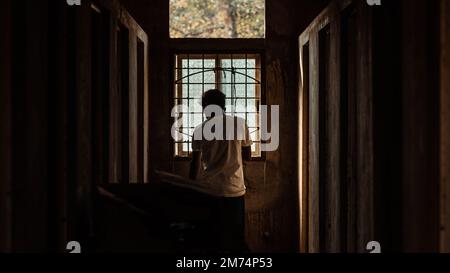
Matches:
[[0, 0, 13, 253], [117, 8, 149, 184], [299, 43, 310, 253], [75, 3, 94, 240], [91, 5, 112, 187], [0, 0, 150, 252], [99, 3, 149, 185], [299, 0, 374, 253], [440, 0, 450, 253], [136, 38, 150, 183], [109, 15, 121, 184], [308, 32, 320, 253], [300, 1, 342, 253], [48, 0, 71, 252], [143, 38, 150, 184], [11, 0, 50, 251], [318, 25, 331, 253], [327, 10, 342, 253], [355, 1, 374, 253], [119, 23, 130, 184], [341, 4, 358, 253], [128, 32, 139, 183], [401, 0, 440, 252]]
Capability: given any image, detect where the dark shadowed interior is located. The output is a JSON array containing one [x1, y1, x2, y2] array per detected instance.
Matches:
[[0, 0, 450, 253]]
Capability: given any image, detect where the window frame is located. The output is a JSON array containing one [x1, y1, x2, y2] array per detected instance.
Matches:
[[170, 50, 266, 161]]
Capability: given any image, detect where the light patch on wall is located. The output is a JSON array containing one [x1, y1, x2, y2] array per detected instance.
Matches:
[[170, 0, 265, 38]]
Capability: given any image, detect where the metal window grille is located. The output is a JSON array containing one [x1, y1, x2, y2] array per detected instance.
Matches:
[[173, 54, 262, 158]]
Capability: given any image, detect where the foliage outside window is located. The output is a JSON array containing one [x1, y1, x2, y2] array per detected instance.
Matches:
[[170, 0, 265, 38]]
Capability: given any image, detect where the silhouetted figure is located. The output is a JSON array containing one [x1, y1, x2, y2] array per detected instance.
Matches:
[[189, 89, 252, 252]]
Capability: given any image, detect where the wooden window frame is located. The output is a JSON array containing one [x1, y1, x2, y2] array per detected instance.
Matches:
[[172, 52, 265, 160]]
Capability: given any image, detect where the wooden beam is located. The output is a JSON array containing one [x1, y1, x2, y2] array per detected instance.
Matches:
[[401, 0, 440, 252], [0, 0, 12, 253], [12, 0, 50, 251], [143, 38, 149, 183], [355, 1, 374, 253], [326, 6, 342, 252], [49, 0, 70, 252], [308, 32, 320, 253], [129, 30, 138, 183], [109, 15, 121, 183], [299, 41, 310, 253], [441, 0, 450, 253], [74, 3, 94, 239]]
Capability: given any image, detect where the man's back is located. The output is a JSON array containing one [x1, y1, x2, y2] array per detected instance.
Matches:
[[192, 114, 252, 197]]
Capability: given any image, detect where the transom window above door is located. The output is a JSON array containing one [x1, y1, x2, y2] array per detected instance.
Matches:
[[170, 0, 265, 38]]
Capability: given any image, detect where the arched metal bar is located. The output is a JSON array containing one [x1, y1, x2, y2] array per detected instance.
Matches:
[[174, 68, 261, 84]]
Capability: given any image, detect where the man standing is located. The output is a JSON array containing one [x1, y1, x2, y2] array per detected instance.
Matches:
[[189, 89, 252, 252]]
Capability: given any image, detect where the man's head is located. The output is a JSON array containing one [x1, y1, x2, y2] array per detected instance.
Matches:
[[202, 89, 226, 111]]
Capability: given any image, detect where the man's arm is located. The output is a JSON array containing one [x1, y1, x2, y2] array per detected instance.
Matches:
[[189, 151, 201, 180]]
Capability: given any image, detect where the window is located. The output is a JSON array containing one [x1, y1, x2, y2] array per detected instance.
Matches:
[[173, 54, 262, 158], [170, 0, 265, 38]]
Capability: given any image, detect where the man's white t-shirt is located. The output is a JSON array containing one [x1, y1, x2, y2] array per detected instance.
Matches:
[[192, 114, 253, 197]]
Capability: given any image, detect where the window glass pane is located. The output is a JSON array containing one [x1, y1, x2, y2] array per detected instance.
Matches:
[[204, 59, 216, 69], [225, 98, 235, 111], [234, 99, 247, 112], [181, 69, 190, 84], [190, 113, 204, 129], [247, 84, 256, 97], [182, 84, 191, 97], [246, 69, 258, 84], [182, 59, 189, 68], [247, 113, 258, 128], [232, 59, 246, 68], [170, 0, 265, 38], [188, 84, 203, 99], [247, 99, 259, 112], [188, 69, 203, 84], [204, 70, 216, 84], [246, 58, 256, 68], [235, 69, 247, 84], [236, 112, 246, 120], [204, 83, 216, 92], [221, 69, 233, 84], [234, 84, 246, 98], [182, 113, 189, 128], [189, 59, 203, 69], [221, 84, 232, 98], [221, 59, 232, 69], [189, 99, 203, 113]]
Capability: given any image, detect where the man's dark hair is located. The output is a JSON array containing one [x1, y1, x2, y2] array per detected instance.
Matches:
[[202, 89, 226, 110]]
